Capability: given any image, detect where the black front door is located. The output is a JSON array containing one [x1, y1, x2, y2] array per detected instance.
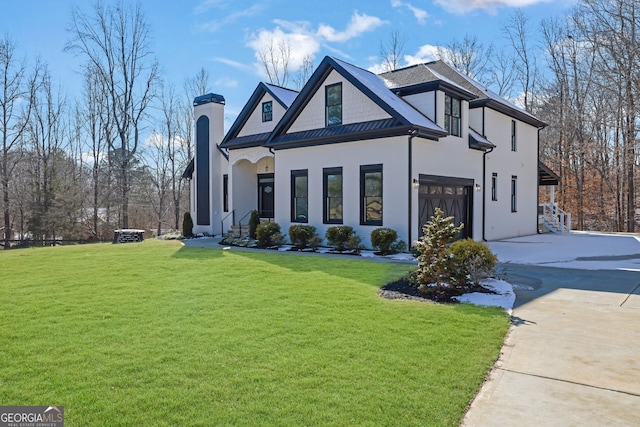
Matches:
[[258, 173, 274, 218], [418, 175, 473, 239]]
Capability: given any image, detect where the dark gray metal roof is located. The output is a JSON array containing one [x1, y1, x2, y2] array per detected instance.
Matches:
[[182, 158, 194, 179], [268, 118, 422, 149], [193, 93, 225, 106], [220, 132, 271, 150], [539, 161, 560, 186], [468, 128, 496, 151]]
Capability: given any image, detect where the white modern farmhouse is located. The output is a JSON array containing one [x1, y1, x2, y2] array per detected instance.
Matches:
[[184, 56, 559, 247]]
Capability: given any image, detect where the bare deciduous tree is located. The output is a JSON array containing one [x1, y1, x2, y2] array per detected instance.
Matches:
[[1, 36, 38, 248], [379, 30, 406, 72], [437, 34, 493, 85], [258, 38, 291, 87], [66, 2, 159, 229]]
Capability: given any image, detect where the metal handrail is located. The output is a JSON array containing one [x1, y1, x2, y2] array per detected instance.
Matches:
[[221, 210, 234, 236], [237, 210, 254, 237]]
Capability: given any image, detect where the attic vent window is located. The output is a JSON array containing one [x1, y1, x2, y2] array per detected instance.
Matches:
[[262, 101, 273, 122], [326, 83, 342, 126]]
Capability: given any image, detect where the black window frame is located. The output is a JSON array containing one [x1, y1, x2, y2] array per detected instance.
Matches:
[[262, 101, 273, 122], [511, 120, 517, 151], [323, 167, 343, 224], [491, 172, 497, 202], [360, 164, 383, 226], [511, 175, 517, 212], [325, 83, 342, 127], [290, 169, 308, 223], [444, 94, 461, 137], [223, 174, 229, 212]]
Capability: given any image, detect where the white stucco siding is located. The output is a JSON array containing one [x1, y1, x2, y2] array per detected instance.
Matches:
[[403, 92, 436, 122], [482, 108, 539, 240], [237, 93, 285, 137], [410, 135, 484, 243], [469, 107, 483, 133], [288, 70, 391, 133], [192, 101, 225, 235], [274, 137, 410, 248]]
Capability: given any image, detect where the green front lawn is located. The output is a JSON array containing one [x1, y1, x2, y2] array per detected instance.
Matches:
[[0, 240, 509, 426]]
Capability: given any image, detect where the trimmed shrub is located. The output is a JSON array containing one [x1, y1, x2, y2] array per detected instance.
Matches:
[[409, 207, 464, 297], [256, 222, 282, 247], [450, 238, 497, 287], [288, 225, 318, 249], [182, 212, 194, 238], [370, 227, 398, 255], [325, 225, 360, 252], [248, 210, 260, 240]]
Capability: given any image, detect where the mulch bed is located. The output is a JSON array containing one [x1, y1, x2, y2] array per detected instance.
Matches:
[[378, 277, 496, 303]]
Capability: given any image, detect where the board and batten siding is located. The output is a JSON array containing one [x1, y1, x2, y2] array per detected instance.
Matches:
[[287, 70, 391, 133], [237, 93, 286, 138]]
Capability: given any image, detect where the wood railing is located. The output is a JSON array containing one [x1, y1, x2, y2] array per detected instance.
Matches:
[[538, 203, 571, 233]]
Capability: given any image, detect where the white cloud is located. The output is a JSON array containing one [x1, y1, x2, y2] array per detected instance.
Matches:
[[391, 1, 429, 25], [247, 26, 321, 72], [246, 11, 387, 78], [213, 57, 254, 72], [198, 4, 265, 32], [317, 12, 387, 42], [404, 44, 441, 65], [434, 0, 554, 14]]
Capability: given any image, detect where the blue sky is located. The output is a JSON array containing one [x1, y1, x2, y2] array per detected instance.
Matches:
[[1, 0, 577, 127]]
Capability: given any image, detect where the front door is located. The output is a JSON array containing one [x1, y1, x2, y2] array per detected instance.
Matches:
[[418, 175, 473, 239], [258, 173, 274, 218]]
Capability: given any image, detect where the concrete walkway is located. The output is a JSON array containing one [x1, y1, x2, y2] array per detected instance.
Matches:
[[462, 264, 640, 426]]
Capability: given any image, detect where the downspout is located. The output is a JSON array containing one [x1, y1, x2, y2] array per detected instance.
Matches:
[[482, 145, 494, 241], [536, 127, 541, 234], [408, 129, 418, 246]]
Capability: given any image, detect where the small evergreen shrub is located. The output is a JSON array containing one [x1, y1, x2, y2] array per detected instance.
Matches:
[[450, 238, 497, 287], [288, 225, 318, 249], [308, 235, 324, 250], [325, 225, 359, 252], [390, 240, 407, 254], [182, 212, 194, 238], [408, 207, 463, 298], [370, 227, 398, 255], [248, 210, 260, 240], [256, 222, 282, 247]]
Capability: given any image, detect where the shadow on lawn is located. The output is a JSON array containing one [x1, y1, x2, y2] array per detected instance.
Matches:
[[171, 244, 224, 260], [174, 243, 412, 286]]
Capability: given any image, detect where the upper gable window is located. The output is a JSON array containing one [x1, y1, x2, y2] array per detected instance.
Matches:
[[511, 120, 517, 151], [444, 94, 461, 137], [262, 101, 273, 122], [326, 83, 342, 126]]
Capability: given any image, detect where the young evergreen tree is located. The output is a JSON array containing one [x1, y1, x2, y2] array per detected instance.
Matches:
[[410, 208, 463, 293]]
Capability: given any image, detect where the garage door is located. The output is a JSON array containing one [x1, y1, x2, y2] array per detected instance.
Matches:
[[418, 175, 473, 239]]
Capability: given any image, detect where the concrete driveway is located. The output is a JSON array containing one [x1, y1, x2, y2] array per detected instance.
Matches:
[[462, 262, 640, 426]]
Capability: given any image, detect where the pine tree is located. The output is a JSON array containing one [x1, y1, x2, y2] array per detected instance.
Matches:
[[411, 208, 463, 293]]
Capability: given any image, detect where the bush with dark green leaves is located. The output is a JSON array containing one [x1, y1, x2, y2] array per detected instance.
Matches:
[[248, 210, 260, 240], [325, 225, 361, 252], [182, 212, 193, 238], [450, 238, 497, 287], [288, 225, 319, 249], [370, 227, 398, 255], [256, 222, 283, 247]]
